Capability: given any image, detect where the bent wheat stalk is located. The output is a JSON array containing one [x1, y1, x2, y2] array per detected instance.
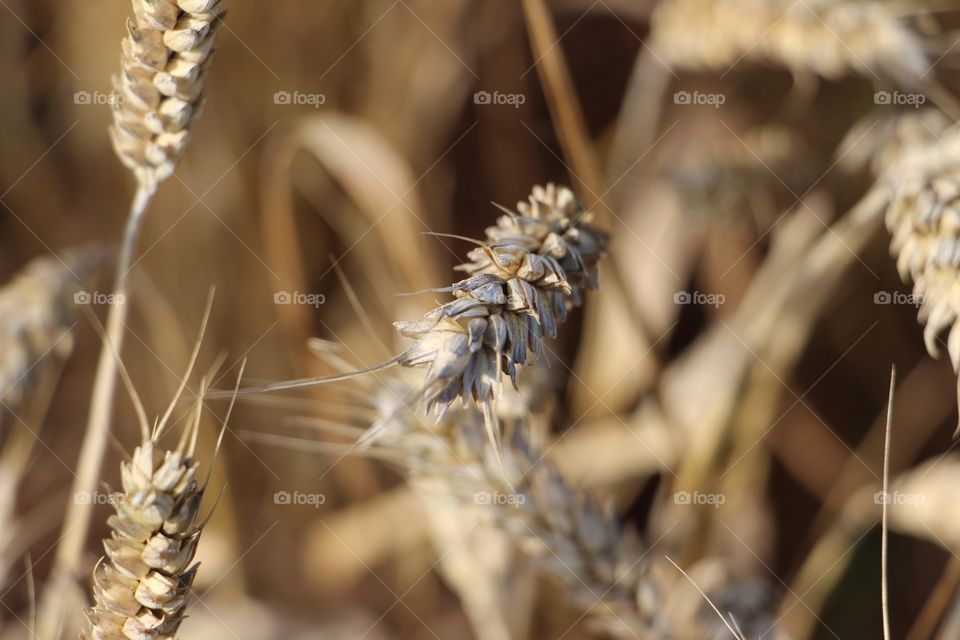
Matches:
[[43, 3, 224, 636]]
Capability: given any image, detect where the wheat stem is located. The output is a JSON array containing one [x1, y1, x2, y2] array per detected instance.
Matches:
[[882, 366, 895, 640], [39, 183, 155, 640]]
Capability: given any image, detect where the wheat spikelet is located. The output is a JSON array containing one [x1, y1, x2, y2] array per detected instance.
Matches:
[[84, 398, 209, 640], [110, 0, 224, 186], [883, 127, 960, 425], [0, 250, 100, 426], [395, 184, 606, 422], [651, 0, 928, 82]]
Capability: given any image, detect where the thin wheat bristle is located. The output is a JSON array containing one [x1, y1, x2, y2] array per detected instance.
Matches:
[[0, 250, 100, 426], [110, 0, 225, 186], [651, 0, 929, 82], [395, 183, 607, 420], [83, 419, 206, 639]]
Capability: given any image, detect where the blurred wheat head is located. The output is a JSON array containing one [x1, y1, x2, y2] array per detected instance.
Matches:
[[651, 0, 928, 82], [0, 249, 100, 425]]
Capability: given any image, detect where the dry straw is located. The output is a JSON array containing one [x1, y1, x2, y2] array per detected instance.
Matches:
[[394, 184, 606, 447], [111, 0, 225, 186], [650, 0, 928, 82]]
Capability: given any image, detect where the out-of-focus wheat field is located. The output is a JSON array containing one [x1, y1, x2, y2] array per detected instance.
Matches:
[[3, 1, 960, 639]]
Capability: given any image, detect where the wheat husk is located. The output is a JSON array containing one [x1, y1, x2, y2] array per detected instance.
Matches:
[[83, 403, 209, 640], [395, 184, 607, 423], [110, 0, 224, 186]]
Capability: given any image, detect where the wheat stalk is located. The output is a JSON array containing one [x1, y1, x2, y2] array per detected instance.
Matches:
[[651, 0, 929, 82], [111, 0, 224, 186], [395, 184, 606, 445]]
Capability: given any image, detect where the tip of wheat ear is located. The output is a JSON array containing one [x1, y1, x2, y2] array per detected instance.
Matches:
[[110, 0, 225, 187], [84, 417, 207, 640], [394, 184, 607, 421]]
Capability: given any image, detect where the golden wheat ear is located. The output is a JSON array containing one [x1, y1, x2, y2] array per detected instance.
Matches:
[[395, 184, 606, 432], [111, 0, 225, 186], [78, 296, 226, 640], [84, 394, 207, 640], [82, 366, 241, 640]]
